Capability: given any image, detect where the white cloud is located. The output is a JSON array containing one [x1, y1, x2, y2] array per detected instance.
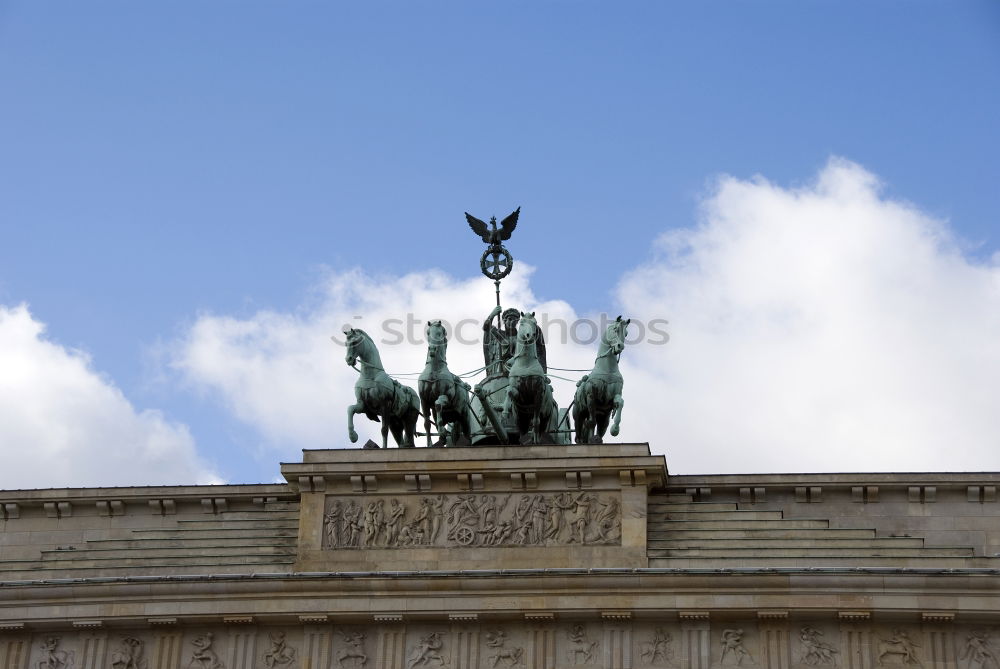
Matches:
[[172, 158, 1000, 473], [0, 305, 220, 487], [618, 158, 1000, 473]]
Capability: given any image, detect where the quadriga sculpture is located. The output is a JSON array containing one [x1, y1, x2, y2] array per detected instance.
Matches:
[[573, 316, 629, 444], [344, 328, 420, 448], [418, 320, 473, 446]]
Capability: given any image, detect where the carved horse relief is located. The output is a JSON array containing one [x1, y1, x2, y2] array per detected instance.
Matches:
[[504, 312, 558, 444], [573, 316, 629, 444], [418, 320, 473, 446], [344, 328, 420, 448]]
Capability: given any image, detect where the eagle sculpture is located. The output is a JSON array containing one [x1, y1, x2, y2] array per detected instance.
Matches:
[[466, 207, 520, 246]]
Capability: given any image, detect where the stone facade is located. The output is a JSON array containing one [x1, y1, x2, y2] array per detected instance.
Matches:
[[0, 445, 997, 669]]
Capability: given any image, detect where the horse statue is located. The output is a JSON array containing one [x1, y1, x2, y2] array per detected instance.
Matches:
[[418, 320, 473, 446], [504, 312, 558, 444], [344, 328, 420, 448], [573, 316, 629, 444]]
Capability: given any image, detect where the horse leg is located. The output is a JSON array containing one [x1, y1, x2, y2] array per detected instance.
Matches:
[[404, 405, 418, 448], [347, 403, 363, 443], [610, 392, 624, 437], [419, 387, 433, 448], [585, 385, 600, 444], [380, 404, 391, 449], [595, 410, 610, 444]]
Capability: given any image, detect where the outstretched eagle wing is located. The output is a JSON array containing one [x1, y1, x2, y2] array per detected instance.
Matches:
[[497, 206, 520, 241], [465, 213, 490, 242]]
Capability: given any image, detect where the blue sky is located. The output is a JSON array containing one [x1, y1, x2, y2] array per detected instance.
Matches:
[[1, 1, 999, 486]]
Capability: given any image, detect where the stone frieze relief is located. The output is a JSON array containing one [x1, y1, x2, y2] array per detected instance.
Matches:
[[322, 491, 621, 549]]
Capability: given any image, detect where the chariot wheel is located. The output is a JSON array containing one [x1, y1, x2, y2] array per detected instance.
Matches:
[[454, 526, 476, 546]]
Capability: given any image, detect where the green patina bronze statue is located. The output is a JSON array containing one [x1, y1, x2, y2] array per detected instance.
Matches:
[[418, 320, 473, 447], [336, 206, 631, 447], [344, 328, 420, 448], [573, 316, 629, 444], [503, 311, 561, 444]]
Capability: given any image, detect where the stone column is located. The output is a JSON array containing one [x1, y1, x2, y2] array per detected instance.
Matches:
[[0, 636, 30, 669], [680, 612, 711, 669], [922, 614, 956, 669], [226, 627, 258, 669], [603, 616, 633, 669], [302, 624, 332, 669], [78, 629, 109, 669], [375, 618, 406, 669], [450, 623, 480, 669], [151, 631, 182, 669], [758, 612, 789, 669], [526, 619, 556, 669], [839, 613, 872, 669]]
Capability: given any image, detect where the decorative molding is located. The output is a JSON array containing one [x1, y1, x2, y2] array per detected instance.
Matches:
[[601, 611, 632, 621], [72, 620, 103, 628], [0, 622, 25, 630], [757, 610, 789, 620], [921, 612, 955, 623], [222, 616, 255, 625], [524, 612, 555, 621], [147, 617, 178, 626], [448, 613, 478, 622], [373, 614, 404, 623], [838, 611, 871, 621], [679, 611, 710, 621], [298, 615, 329, 624]]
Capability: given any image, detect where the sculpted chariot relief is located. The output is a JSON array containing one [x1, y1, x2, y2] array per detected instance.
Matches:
[[323, 491, 621, 549], [338, 208, 633, 447]]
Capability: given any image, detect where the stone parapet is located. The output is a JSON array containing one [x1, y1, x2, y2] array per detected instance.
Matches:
[[282, 444, 666, 571]]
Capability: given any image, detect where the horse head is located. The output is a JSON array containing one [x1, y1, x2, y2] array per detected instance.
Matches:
[[425, 320, 448, 362], [343, 328, 371, 367], [605, 315, 630, 356], [517, 311, 538, 346]]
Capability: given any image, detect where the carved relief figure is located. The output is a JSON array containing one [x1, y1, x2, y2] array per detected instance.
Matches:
[[337, 631, 368, 668], [385, 499, 406, 546], [262, 632, 296, 669], [344, 501, 362, 548], [364, 500, 385, 547], [799, 627, 838, 666], [189, 633, 224, 669], [567, 493, 594, 545], [962, 631, 999, 669], [37, 638, 74, 669], [640, 628, 673, 665], [429, 494, 445, 542], [567, 625, 598, 665], [594, 496, 621, 543], [721, 629, 753, 666], [485, 629, 523, 668], [877, 630, 921, 667], [412, 498, 433, 544], [406, 632, 447, 669], [111, 637, 147, 669], [325, 500, 343, 548]]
